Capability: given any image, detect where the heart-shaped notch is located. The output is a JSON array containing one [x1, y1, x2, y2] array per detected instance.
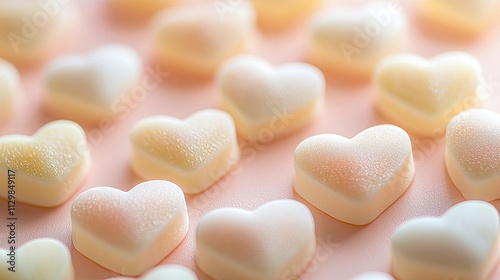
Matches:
[[308, 2, 407, 79], [44, 44, 143, 123], [392, 200, 500, 280], [130, 109, 239, 194], [217, 55, 324, 141], [0, 238, 74, 280], [375, 51, 482, 137], [71, 180, 189, 276], [151, 3, 255, 77], [417, 0, 500, 38], [0, 0, 80, 64], [0, 120, 90, 207], [445, 109, 500, 201], [105, 265, 198, 280], [196, 199, 316, 280], [294, 124, 415, 225]]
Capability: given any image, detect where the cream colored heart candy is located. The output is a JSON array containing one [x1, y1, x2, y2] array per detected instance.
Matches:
[[0, 120, 90, 207], [294, 124, 415, 225], [418, 0, 500, 37], [130, 109, 239, 194], [0, 58, 21, 122], [109, 0, 182, 18], [151, 3, 255, 77], [351, 272, 395, 280], [196, 199, 316, 280], [250, 0, 320, 29], [71, 180, 189, 276], [445, 109, 500, 201], [44, 44, 143, 123], [375, 51, 482, 137], [217, 55, 324, 141], [392, 200, 500, 280], [0, 0, 80, 64], [105, 265, 198, 280], [308, 2, 407, 79], [0, 238, 74, 280]]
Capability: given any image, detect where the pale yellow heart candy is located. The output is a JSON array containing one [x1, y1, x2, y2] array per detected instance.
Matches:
[[44, 44, 143, 123], [0, 0, 80, 64], [250, 0, 320, 29], [196, 199, 316, 280], [294, 124, 415, 225], [0, 238, 74, 280], [130, 109, 239, 194], [71, 180, 189, 277], [0, 58, 20, 122], [418, 0, 500, 37], [151, 3, 255, 77], [0, 120, 90, 207], [375, 51, 482, 137], [445, 109, 500, 201], [106, 265, 198, 280], [217, 55, 324, 141], [308, 3, 407, 79], [392, 201, 500, 280]]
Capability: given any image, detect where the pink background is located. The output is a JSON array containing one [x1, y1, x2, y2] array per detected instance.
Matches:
[[1, 0, 500, 279]]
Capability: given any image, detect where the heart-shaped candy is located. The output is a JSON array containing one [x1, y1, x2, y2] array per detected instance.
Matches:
[[196, 199, 316, 280], [44, 44, 143, 123], [0, 58, 20, 122], [250, 0, 320, 29], [0, 238, 74, 280], [294, 124, 415, 225], [0, 0, 80, 63], [0, 120, 90, 207], [375, 51, 482, 137], [392, 200, 500, 280], [109, 0, 181, 18], [151, 3, 255, 77], [308, 3, 407, 79], [71, 180, 189, 276], [130, 109, 239, 194], [418, 0, 500, 37], [217, 55, 324, 141], [445, 109, 500, 201]]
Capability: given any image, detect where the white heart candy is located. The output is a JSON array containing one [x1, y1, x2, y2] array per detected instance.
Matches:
[[445, 109, 500, 201], [351, 272, 395, 280], [294, 124, 415, 225], [0, 238, 74, 280], [71, 180, 189, 276], [375, 51, 482, 137], [44, 44, 143, 123], [392, 200, 500, 280], [308, 3, 407, 79], [0, 0, 80, 63], [196, 199, 316, 280], [418, 0, 500, 37], [0, 120, 90, 207], [217, 55, 324, 141], [151, 3, 255, 77], [130, 109, 240, 194]]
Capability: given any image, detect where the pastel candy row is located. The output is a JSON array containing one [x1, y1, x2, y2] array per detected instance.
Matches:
[[4, 194, 499, 279], [1, 1, 497, 74]]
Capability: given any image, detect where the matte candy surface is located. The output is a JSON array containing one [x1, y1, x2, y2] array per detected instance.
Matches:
[[0, 59, 20, 122], [392, 201, 500, 280]]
